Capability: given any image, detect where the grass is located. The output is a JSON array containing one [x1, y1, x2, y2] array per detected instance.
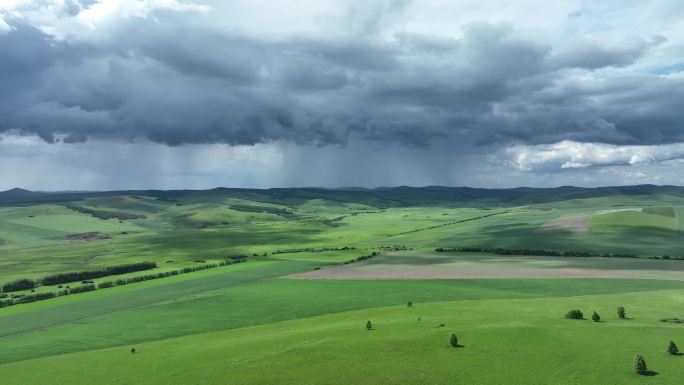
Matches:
[[3, 287, 684, 384], [2, 276, 684, 364], [590, 211, 679, 233], [4, 190, 684, 383]]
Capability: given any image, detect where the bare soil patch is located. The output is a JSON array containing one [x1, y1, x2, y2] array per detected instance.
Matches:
[[290, 253, 684, 281], [535, 215, 589, 233], [64, 232, 112, 241], [593, 208, 642, 215]]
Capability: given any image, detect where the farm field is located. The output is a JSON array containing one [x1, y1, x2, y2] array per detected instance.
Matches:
[[292, 252, 684, 280], [3, 186, 684, 384]]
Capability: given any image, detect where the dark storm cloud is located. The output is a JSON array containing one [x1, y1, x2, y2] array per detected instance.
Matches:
[[0, 24, 57, 96], [0, 4, 682, 150]]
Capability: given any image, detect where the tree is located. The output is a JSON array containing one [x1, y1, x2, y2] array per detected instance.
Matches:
[[617, 306, 626, 319], [592, 311, 601, 322], [131, 347, 136, 354], [668, 340, 679, 355], [634, 354, 647, 374], [449, 334, 458, 347], [407, 301, 413, 307], [366, 320, 372, 330], [565, 309, 583, 319]]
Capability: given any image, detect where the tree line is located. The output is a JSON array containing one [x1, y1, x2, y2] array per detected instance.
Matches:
[[270, 246, 355, 255], [41, 261, 158, 286], [341, 252, 379, 265], [1, 278, 36, 292], [65, 204, 146, 220], [1, 262, 158, 293], [0, 258, 246, 308], [433, 247, 681, 260], [397, 211, 509, 235]]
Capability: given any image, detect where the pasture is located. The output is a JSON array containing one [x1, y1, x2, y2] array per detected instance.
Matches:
[[3, 186, 684, 384]]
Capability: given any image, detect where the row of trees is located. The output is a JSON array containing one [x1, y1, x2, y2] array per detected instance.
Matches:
[[65, 204, 145, 220], [270, 246, 355, 255], [342, 252, 379, 265], [399, 211, 508, 235], [437, 246, 684, 261], [41, 262, 157, 285], [1, 278, 36, 292], [1, 262, 159, 293], [68, 284, 96, 294], [436, 247, 644, 259], [0, 258, 246, 308]]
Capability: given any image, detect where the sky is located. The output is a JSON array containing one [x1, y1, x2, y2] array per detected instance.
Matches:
[[1, 0, 684, 190]]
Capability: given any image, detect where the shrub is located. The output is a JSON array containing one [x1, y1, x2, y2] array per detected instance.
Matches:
[[97, 281, 114, 289], [2, 278, 36, 292], [366, 320, 372, 330], [617, 306, 626, 319], [449, 334, 458, 347], [0, 299, 14, 308], [15, 292, 56, 304], [668, 340, 679, 355], [69, 284, 96, 294], [634, 354, 647, 374], [407, 301, 413, 307], [565, 309, 584, 320], [592, 311, 601, 322]]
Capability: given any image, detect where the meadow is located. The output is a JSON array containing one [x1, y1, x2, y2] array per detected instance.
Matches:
[[2, 186, 684, 384]]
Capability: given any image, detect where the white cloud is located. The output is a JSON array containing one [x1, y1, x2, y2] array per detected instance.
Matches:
[[76, 0, 209, 28], [504, 140, 684, 171], [0, 17, 11, 34]]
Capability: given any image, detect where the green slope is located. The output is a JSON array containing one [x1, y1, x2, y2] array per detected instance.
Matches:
[[3, 288, 684, 384]]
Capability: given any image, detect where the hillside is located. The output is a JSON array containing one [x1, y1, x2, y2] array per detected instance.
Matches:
[[2, 184, 684, 207]]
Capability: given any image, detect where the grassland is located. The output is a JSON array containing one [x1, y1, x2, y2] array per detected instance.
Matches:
[[3, 187, 684, 384], [292, 252, 684, 280], [4, 287, 684, 384]]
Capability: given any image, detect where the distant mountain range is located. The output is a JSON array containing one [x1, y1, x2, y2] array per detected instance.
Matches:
[[2, 185, 684, 207]]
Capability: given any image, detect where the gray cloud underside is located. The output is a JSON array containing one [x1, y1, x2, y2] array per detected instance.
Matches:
[[0, 2, 683, 150]]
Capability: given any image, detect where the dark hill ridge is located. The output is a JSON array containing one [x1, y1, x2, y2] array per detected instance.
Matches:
[[1, 185, 683, 207], [0, 188, 43, 197]]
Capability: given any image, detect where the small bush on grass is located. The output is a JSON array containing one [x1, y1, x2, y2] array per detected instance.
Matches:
[[69, 284, 96, 294], [592, 311, 601, 322], [668, 340, 679, 355], [449, 334, 458, 347], [617, 306, 626, 319], [366, 320, 372, 330], [565, 309, 583, 320], [634, 355, 647, 374]]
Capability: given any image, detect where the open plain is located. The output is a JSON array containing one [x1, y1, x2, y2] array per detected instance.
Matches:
[[2, 186, 684, 384]]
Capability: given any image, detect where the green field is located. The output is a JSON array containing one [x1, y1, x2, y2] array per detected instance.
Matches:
[[3, 187, 684, 384]]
